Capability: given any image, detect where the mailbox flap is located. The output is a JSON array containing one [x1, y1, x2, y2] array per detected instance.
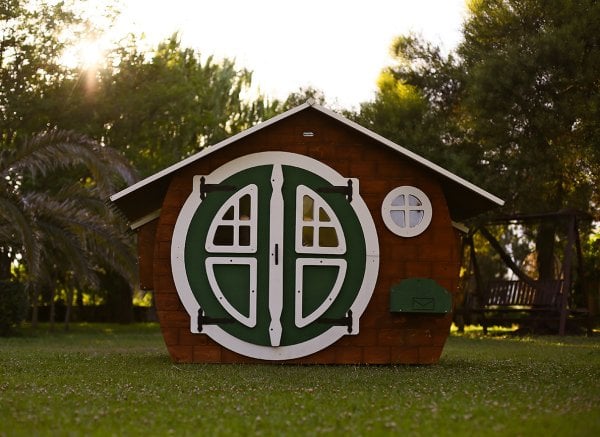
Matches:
[[389, 278, 452, 314]]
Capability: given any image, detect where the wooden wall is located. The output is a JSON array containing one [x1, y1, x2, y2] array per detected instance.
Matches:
[[140, 108, 461, 364]]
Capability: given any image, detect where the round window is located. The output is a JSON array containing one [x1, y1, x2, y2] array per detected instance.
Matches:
[[381, 186, 432, 237]]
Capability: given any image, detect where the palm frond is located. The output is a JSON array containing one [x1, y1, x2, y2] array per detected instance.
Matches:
[[0, 196, 42, 281], [0, 129, 138, 296], [2, 129, 138, 195], [24, 191, 136, 288]]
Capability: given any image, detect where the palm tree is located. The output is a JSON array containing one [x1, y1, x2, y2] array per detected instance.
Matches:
[[0, 129, 138, 328]]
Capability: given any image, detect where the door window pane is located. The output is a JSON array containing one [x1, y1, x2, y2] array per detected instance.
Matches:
[[206, 184, 258, 253], [302, 226, 314, 247], [239, 194, 251, 220], [319, 207, 331, 222], [295, 185, 346, 255], [239, 226, 251, 246], [303, 196, 314, 221], [214, 226, 234, 246], [319, 227, 338, 247]]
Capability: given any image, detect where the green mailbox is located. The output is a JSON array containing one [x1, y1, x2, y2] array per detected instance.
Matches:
[[389, 278, 452, 314]]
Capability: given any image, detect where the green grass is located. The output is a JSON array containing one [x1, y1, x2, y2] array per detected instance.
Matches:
[[1, 324, 599, 436]]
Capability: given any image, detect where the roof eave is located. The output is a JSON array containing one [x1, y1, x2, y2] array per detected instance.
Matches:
[[310, 104, 504, 209], [111, 101, 504, 226], [110, 102, 312, 204]]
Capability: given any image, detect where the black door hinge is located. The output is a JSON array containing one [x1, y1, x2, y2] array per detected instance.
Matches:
[[317, 179, 353, 202], [317, 309, 353, 333], [198, 307, 235, 331], [199, 176, 237, 200]]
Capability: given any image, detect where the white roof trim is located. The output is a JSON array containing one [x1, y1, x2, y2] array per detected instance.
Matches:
[[110, 102, 312, 202], [111, 101, 503, 208], [130, 209, 161, 230], [452, 221, 470, 234], [312, 104, 504, 207]]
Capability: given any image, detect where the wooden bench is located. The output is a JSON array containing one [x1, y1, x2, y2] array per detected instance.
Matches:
[[461, 279, 566, 334]]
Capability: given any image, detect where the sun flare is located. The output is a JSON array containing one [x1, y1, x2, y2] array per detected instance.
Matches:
[[60, 38, 107, 70]]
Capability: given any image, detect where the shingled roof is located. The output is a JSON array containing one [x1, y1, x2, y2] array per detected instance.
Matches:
[[110, 101, 503, 229]]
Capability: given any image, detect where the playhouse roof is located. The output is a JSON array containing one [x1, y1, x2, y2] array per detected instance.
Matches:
[[111, 101, 503, 229]]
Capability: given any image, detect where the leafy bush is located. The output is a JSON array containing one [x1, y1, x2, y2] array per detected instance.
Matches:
[[0, 280, 28, 336]]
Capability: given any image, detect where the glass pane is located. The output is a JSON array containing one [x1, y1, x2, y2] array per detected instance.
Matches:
[[408, 194, 422, 206], [319, 227, 339, 247], [214, 225, 234, 246], [409, 210, 424, 228], [302, 226, 314, 247], [391, 195, 405, 207], [391, 210, 406, 227], [223, 206, 235, 220], [303, 196, 314, 221], [318, 207, 331, 222], [239, 194, 251, 220], [239, 226, 250, 246]]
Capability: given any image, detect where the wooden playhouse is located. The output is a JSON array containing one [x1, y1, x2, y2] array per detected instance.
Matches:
[[111, 101, 503, 364]]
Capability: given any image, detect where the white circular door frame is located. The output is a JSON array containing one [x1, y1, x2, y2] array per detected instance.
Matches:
[[171, 151, 379, 360]]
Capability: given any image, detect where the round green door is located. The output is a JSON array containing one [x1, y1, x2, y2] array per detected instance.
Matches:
[[172, 152, 379, 360]]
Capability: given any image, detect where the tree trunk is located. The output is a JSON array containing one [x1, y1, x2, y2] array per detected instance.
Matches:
[[76, 288, 83, 321], [536, 221, 557, 281], [30, 288, 39, 329], [0, 249, 11, 280], [103, 271, 133, 324], [64, 287, 73, 331], [49, 286, 56, 331]]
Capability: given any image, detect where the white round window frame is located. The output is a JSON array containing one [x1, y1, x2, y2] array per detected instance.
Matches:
[[381, 186, 433, 238]]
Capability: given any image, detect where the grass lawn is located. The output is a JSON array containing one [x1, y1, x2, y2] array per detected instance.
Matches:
[[1, 324, 599, 436]]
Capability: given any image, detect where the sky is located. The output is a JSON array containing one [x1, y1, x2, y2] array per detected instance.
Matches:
[[88, 0, 468, 109]]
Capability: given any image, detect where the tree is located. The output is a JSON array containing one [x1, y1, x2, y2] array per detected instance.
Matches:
[[0, 129, 137, 328], [61, 34, 275, 177], [356, 1, 600, 282], [2, 3, 282, 325], [1, 0, 85, 143], [30, 32, 279, 178], [353, 35, 480, 183], [460, 0, 599, 208], [459, 0, 600, 279], [3, 3, 276, 179], [1, 2, 140, 328], [278, 86, 327, 111]]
